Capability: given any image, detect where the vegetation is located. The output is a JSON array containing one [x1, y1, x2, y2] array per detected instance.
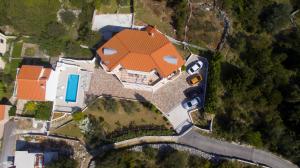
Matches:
[[0, 0, 100, 57], [46, 156, 78, 168], [8, 106, 16, 116], [12, 42, 23, 58], [23, 101, 52, 120], [95, 146, 258, 168], [84, 98, 168, 132], [196, 0, 300, 165]]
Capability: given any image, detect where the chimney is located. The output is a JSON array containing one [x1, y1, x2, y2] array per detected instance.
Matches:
[[146, 25, 156, 37]]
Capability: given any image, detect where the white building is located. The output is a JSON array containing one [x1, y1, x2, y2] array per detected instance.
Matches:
[[0, 32, 8, 55], [14, 151, 58, 168]]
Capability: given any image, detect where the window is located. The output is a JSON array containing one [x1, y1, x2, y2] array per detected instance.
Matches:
[[0, 39, 3, 43], [163, 55, 178, 65], [103, 48, 117, 55]]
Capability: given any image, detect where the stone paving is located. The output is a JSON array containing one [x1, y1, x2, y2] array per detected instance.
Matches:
[[87, 68, 190, 113]]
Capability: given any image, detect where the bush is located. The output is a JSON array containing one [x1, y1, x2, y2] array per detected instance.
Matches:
[[60, 10, 76, 26], [102, 97, 118, 113], [46, 156, 78, 168], [34, 102, 53, 120], [8, 106, 16, 116], [72, 111, 85, 122], [120, 100, 139, 114], [23, 101, 52, 120]]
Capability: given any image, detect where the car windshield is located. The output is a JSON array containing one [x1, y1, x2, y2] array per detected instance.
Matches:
[[187, 102, 192, 107], [190, 68, 194, 72]]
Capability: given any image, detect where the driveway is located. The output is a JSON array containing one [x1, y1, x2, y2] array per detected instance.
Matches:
[[164, 105, 192, 133], [87, 54, 208, 132], [87, 68, 190, 113], [0, 121, 17, 168], [178, 127, 298, 168]]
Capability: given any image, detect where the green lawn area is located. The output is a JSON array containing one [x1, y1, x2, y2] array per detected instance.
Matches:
[[135, 0, 175, 36], [96, 0, 130, 14], [84, 98, 169, 132], [52, 121, 83, 139], [12, 42, 23, 58], [23, 101, 53, 120]]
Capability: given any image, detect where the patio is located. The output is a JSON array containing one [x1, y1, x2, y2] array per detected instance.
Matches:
[[87, 67, 190, 113], [52, 58, 94, 112]]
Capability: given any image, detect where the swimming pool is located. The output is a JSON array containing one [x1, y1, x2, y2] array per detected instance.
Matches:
[[65, 74, 80, 102]]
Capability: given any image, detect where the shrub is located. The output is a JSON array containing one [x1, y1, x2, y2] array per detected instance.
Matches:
[[120, 100, 139, 114], [72, 111, 85, 122], [24, 102, 37, 113], [181, 65, 186, 71], [34, 102, 53, 120], [60, 10, 76, 26], [8, 106, 16, 116], [103, 97, 118, 113]]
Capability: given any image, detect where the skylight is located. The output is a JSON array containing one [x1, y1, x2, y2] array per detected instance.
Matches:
[[103, 48, 117, 55], [163, 55, 178, 65]]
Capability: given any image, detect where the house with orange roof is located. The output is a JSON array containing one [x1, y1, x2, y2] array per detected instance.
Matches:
[[15, 65, 53, 101], [97, 26, 185, 92]]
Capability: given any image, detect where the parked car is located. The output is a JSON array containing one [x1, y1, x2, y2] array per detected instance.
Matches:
[[182, 97, 201, 110], [187, 60, 203, 75], [187, 74, 203, 86]]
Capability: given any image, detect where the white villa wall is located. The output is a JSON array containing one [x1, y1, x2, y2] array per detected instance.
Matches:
[[122, 78, 168, 92], [45, 70, 58, 101], [0, 33, 7, 55]]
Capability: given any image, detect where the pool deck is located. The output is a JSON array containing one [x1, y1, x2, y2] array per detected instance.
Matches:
[[52, 58, 94, 112]]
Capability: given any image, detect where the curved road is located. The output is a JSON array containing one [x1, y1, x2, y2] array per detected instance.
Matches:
[[92, 127, 298, 168], [178, 127, 298, 168]]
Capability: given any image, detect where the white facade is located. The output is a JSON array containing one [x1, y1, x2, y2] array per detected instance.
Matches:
[[0, 33, 7, 55], [14, 151, 58, 168], [45, 70, 58, 101]]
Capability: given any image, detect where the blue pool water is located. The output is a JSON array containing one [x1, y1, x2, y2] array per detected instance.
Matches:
[[65, 74, 80, 102]]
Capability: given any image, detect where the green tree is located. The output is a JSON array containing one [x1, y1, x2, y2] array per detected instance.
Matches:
[[260, 3, 292, 33], [46, 157, 78, 168], [60, 10, 76, 26]]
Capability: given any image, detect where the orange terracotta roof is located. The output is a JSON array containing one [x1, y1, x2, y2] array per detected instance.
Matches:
[[97, 27, 185, 77], [0, 105, 4, 121], [16, 65, 52, 101]]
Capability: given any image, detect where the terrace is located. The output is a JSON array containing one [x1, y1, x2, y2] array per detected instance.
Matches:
[[52, 58, 94, 112], [116, 69, 161, 86]]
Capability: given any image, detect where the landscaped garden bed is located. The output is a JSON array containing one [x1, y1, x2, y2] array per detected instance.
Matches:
[[23, 101, 53, 120], [51, 98, 173, 145]]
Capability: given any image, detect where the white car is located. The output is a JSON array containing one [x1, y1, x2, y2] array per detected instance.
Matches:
[[182, 97, 201, 110], [187, 60, 203, 75]]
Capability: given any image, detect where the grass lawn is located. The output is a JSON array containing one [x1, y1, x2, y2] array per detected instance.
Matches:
[[24, 47, 36, 56], [96, 0, 130, 14], [52, 121, 83, 138], [84, 98, 170, 132], [135, 0, 175, 37], [12, 42, 23, 58]]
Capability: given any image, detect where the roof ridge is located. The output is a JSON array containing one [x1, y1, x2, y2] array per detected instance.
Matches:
[[149, 41, 173, 77]]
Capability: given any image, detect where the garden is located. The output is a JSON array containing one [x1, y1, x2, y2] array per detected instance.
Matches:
[[51, 97, 173, 147], [23, 101, 53, 120]]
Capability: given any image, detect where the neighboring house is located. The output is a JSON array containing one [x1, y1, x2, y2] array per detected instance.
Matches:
[[0, 32, 8, 56], [14, 151, 58, 168], [13, 58, 94, 113], [15, 65, 53, 101], [97, 26, 185, 92]]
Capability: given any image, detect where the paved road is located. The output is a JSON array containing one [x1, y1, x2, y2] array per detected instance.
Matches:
[[0, 121, 17, 168], [178, 127, 298, 168]]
